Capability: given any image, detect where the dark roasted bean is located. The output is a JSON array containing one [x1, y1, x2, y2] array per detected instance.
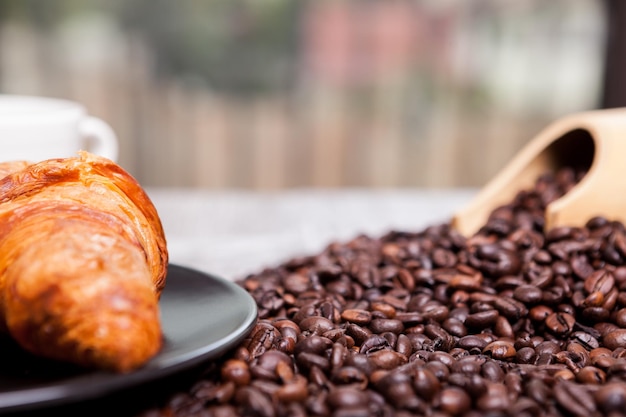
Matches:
[[299, 316, 335, 335], [442, 318, 467, 337], [374, 371, 424, 411], [457, 335, 488, 351], [516, 347, 536, 364], [276, 375, 308, 402], [341, 309, 371, 325], [332, 366, 368, 389], [436, 387, 471, 416], [494, 315, 514, 339], [481, 360, 505, 382], [513, 285, 543, 304], [148, 165, 626, 417], [483, 340, 516, 360], [344, 353, 376, 377], [221, 359, 251, 386], [465, 309, 499, 329], [594, 382, 626, 413], [553, 381, 597, 416], [585, 270, 615, 295], [294, 335, 332, 356], [603, 329, 626, 350], [413, 367, 441, 400], [345, 323, 372, 345], [368, 349, 408, 369], [544, 312, 575, 336], [370, 318, 404, 334], [396, 334, 413, 358], [359, 334, 390, 355], [235, 387, 275, 417], [576, 366, 606, 384], [327, 386, 369, 409], [477, 382, 510, 411], [450, 356, 484, 375], [296, 352, 329, 371]]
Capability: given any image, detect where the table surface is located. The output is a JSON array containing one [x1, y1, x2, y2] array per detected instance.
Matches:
[[146, 187, 477, 282]]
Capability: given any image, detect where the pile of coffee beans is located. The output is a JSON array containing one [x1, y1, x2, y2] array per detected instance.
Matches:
[[144, 167, 626, 417]]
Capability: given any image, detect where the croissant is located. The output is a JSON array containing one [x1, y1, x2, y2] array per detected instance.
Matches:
[[0, 152, 168, 373]]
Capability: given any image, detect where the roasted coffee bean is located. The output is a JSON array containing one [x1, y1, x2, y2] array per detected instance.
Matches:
[[494, 315, 515, 339], [483, 340, 516, 360], [345, 323, 372, 345], [513, 285, 543, 304], [516, 347, 536, 364], [413, 367, 441, 400], [294, 335, 332, 356], [594, 382, 626, 413], [327, 386, 369, 409], [295, 352, 329, 371], [371, 300, 397, 318], [424, 361, 450, 381], [221, 359, 251, 386], [576, 366, 606, 384], [148, 166, 626, 417], [615, 308, 626, 327], [465, 309, 499, 329], [528, 305, 553, 321], [570, 331, 599, 350], [344, 353, 376, 377], [435, 387, 471, 416], [299, 316, 335, 335], [419, 303, 449, 321], [553, 381, 597, 416], [554, 368, 576, 381], [457, 335, 488, 351], [368, 349, 408, 369], [544, 312, 576, 336], [374, 371, 424, 411], [396, 334, 413, 358], [370, 318, 404, 334], [359, 334, 390, 355], [442, 318, 467, 337], [604, 329, 626, 350], [194, 381, 236, 404], [235, 387, 275, 417], [526, 378, 550, 405], [535, 341, 561, 356], [450, 356, 484, 375], [476, 382, 510, 411], [251, 351, 293, 381], [330, 342, 347, 369], [481, 360, 505, 382], [585, 270, 615, 295], [340, 309, 372, 325], [331, 366, 368, 389], [275, 375, 308, 402], [424, 324, 454, 351]]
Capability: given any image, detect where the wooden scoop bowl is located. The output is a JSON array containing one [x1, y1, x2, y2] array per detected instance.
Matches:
[[452, 108, 626, 237]]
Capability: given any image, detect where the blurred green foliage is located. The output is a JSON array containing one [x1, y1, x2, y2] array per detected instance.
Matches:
[[0, 0, 300, 94]]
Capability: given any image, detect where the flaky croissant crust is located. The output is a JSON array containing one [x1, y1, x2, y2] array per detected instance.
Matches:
[[0, 152, 168, 294], [0, 152, 168, 372]]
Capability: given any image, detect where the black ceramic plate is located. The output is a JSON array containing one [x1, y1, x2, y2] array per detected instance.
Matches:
[[0, 264, 258, 413]]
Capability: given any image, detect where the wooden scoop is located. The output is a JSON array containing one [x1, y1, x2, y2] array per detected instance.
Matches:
[[452, 108, 626, 236]]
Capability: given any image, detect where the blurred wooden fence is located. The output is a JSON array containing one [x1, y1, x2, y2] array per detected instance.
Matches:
[[0, 9, 604, 189]]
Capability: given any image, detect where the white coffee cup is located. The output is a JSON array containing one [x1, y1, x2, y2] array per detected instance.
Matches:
[[0, 95, 118, 163]]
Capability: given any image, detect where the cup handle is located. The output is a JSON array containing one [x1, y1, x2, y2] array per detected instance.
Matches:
[[78, 116, 119, 161]]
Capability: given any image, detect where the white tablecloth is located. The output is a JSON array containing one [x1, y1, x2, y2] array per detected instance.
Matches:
[[146, 188, 477, 281]]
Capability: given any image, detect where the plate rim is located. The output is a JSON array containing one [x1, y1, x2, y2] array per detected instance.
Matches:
[[0, 263, 258, 413]]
